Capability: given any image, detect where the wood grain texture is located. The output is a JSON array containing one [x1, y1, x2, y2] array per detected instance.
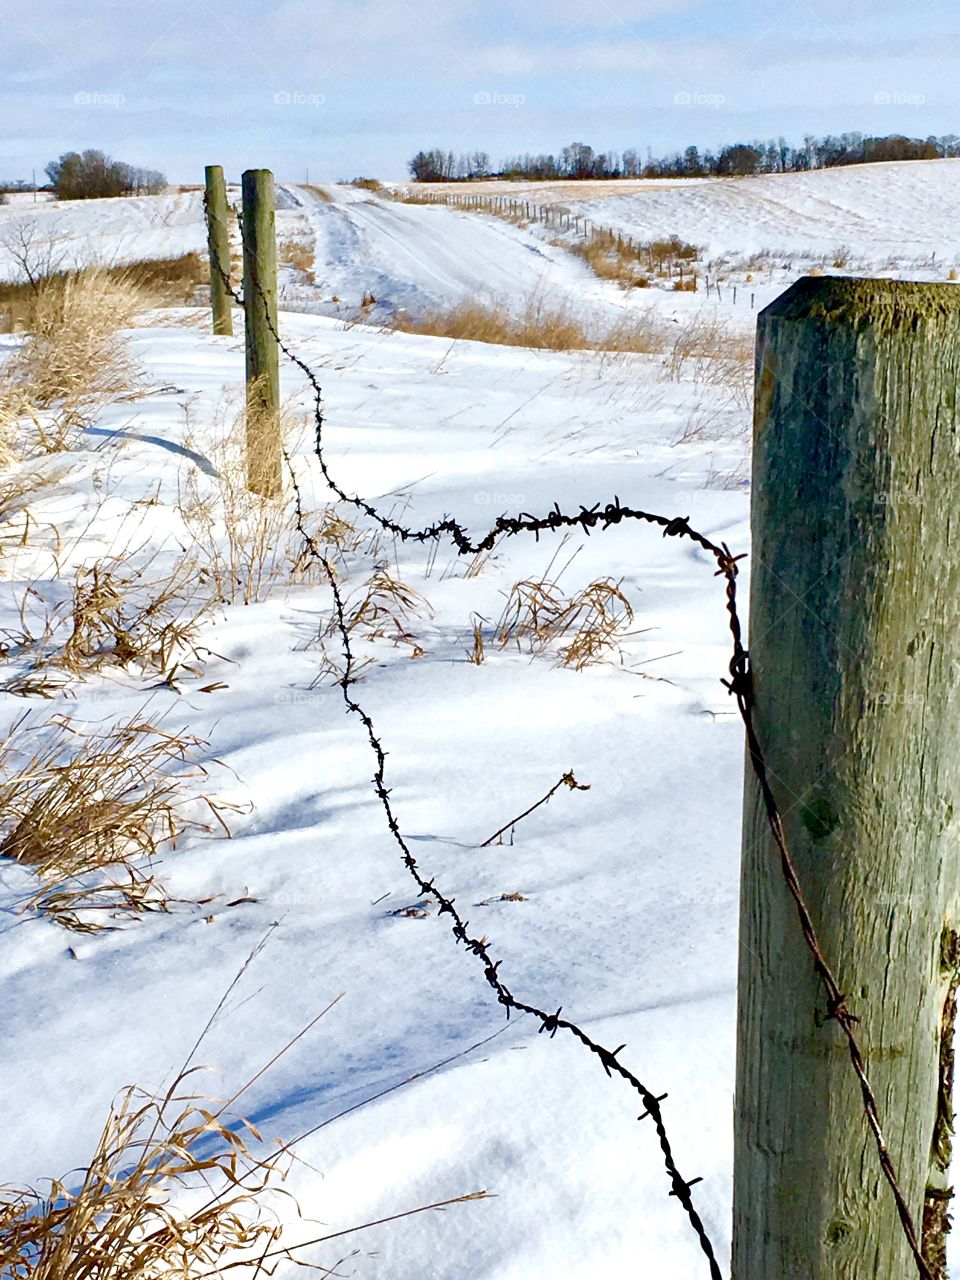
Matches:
[[203, 165, 233, 337], [733, 277, 960, 1279], [241, 169, 281, 498]]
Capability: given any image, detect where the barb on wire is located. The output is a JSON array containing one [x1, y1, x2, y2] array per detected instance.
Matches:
[[210, 205, 932, 1280]]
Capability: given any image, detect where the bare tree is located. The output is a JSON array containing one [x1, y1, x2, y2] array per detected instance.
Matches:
[[0, 218, 68, 292]]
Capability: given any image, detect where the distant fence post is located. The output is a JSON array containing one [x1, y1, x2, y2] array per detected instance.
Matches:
[[240, 168, 281, 498], [203, 164, 233, 336], [734, 277, 960, 1280]]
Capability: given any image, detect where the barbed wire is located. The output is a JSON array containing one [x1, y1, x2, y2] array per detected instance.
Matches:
[[210, 207, 934, 1280]]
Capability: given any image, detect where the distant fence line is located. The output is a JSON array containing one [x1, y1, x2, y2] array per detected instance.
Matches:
[[394, 186, 699, 283]]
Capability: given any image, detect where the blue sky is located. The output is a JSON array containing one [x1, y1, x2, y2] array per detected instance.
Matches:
[[2, 0, 958, 183]]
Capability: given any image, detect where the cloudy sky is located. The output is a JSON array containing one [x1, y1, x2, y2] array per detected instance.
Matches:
[[2, 0, 957, 183]]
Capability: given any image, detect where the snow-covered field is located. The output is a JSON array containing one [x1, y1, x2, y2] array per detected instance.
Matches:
[[0, 189, 207, 278], [0, 161, 954, 1278], [409, 158, 960, 274]]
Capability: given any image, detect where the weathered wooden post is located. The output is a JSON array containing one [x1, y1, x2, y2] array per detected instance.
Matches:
[[240, 168, 281, 498], [735, 277, 960, 1280], [203, 164, 233, 336]]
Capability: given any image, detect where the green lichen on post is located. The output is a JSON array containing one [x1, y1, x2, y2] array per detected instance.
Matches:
[[203, 165, 233, 337], [760, 275, 960, 333], [734, 276, 960, 1279], [240, 169, 281, 499]]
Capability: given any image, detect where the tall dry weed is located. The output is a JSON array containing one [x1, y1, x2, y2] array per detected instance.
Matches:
[[1, 268, 146, 452], [0, 711, 234, 930], [178, 394, 354, 605], [392, 296, 665, 355], [3, 552, 214, 689]]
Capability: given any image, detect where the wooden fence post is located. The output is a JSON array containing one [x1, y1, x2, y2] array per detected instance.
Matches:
[[240, 168, 281, 498], [203, 164, 233, 336], [734, 277, 960, 1280]]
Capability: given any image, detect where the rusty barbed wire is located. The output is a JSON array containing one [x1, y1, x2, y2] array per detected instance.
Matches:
[[212, 210, 933, 1280], [284, 466, 723, 1280]]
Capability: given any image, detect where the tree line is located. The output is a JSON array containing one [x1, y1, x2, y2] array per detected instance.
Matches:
[[44, 150, 167, 200], [409, 133, 960, 182]]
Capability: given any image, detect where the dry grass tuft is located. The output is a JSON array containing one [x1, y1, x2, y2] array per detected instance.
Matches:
[[568, 233, 700, 289], [3, 553, 214, 688], [0, 1066, 291, 1280], [122, 252, 209, 306], [344, 566, 431, 654], [494, 575, 639, 669], [466, 615, 485, 665], [665, 312, 754, 409], [314, 565, 432, 685], [350, 177, 385, 193], [392, 296, 666, 355], [0, 463, 71, 567], [0, 711, 233, 930], [1, 268, 146, 452], [279, 238, 316, 283], [178, 394, 352, 605]]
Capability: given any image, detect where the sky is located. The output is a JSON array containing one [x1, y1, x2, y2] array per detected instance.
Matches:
[[2, 0, 958, 184]]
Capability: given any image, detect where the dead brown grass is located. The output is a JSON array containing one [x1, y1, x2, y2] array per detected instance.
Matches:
[[178, 394, 352, 605], [0, 255, 207, 333], [279, 238, 316, 283], [3, 552, 214, 689], [0, 465, 64, 562], [666, 312, 754, 408], [494, 574, 639, 669], [391, 296, 666, 354], [0, 268, 147, 453], [567, 233, 700, 289], [0, 1074, 287, 1280], [0, 711, 233, 930], [0, 971, 486, 1280], [344, 567, 431, 655]]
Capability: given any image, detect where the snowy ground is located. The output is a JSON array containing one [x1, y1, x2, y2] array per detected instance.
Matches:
[[0, 308, 745, 1278], [0, 160, 954, 1279]]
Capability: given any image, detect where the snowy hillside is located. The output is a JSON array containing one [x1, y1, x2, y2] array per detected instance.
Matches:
[[4, 160, 958, 324], [410, 158, 960, 271], [0, 189, 207, 279]]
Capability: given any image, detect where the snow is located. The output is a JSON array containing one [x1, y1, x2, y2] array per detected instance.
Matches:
[[0, 190, 207, 279], [0, 159, 953, 1278], [409, 159, 960, 272], [0, 310, 745, 1277]]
